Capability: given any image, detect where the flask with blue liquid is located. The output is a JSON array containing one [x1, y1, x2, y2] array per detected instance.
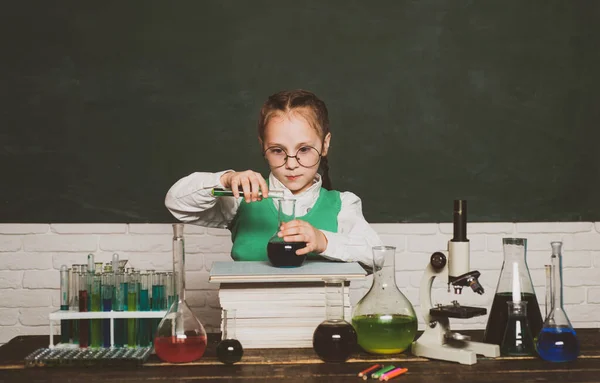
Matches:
[[536, 241, 579, 362]]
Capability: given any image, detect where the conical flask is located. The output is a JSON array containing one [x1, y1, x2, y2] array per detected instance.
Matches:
[[312, 279, 357, 362], [500, 301, 536, 356], [267, 199, 306, 267], [155, 224, 207, 363], [536, 242, 579, 362], [351, 246, 417, 354], [484, 238, 543, 346]]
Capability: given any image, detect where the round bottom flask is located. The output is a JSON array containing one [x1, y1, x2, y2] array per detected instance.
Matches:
[[352, 246, 417, 354], [267, 199, 306, 268], [216, 309, 244, 364], [312, 280, 357, 363]]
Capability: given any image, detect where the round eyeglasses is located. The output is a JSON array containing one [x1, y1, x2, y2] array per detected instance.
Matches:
[[263, 146, 322, 168]]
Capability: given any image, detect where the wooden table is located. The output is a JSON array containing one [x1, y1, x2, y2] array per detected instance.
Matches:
[[1, 329, 599, 383]]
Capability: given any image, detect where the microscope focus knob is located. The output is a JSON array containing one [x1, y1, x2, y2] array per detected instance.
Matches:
[[430, 252, 447, 270]]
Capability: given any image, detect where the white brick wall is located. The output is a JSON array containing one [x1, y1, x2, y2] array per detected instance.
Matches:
[[0, 222, 599, 344]]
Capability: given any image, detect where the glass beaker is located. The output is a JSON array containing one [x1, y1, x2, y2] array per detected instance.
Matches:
[[155, 224, 207, 363], [484, 238, 543, 346], [351, 246, 417, 354], [536, 242, 579, 362], [500, 301, 536, 356], [216, 309, 244, 364], [313, 279, 357, 362], [267, 198, 306, 268]]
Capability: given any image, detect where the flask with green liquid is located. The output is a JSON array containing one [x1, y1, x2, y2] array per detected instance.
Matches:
[[352, 246, 418, 354]]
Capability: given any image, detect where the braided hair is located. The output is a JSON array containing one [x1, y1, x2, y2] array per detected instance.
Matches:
[[258, 89, 332, 190]]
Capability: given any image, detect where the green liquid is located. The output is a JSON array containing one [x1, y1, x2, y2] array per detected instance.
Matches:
[[127, 291, 137, 348], [90, 293, 102, 348], [352, 314, 418, 354]]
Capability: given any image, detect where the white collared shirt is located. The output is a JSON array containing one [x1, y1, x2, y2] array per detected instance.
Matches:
[[164, 170, 383, 266]]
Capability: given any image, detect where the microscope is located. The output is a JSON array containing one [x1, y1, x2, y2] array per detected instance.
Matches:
[[411, 200, 500, 365]]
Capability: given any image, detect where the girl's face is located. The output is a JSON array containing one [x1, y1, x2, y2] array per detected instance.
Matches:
[[261, 113, 330, 195]]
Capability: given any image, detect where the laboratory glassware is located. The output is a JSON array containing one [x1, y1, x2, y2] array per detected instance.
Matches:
[[102, 273, 114, 348], [155, 224, 207, 363], [90, 274, 102, 348], [313, 279, 357, 362], [59, 265, 70, 344], [536, 242, 579, 362], [78, 272, 90, 348], [484, 238, 543, 346], [216, 309, 244, 364], [138, 273, 151, 347], [500, 300, 536, 356], [69, 265, 80, 345], [352, 246, 417, 354], [267, 198, 306, 267]]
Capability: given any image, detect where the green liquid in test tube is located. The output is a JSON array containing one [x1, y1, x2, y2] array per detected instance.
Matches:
[[113, 272, 126, 347], [127, 273, 138, 348], [137, 273, 151, 347], [90, 275, 102, 348]]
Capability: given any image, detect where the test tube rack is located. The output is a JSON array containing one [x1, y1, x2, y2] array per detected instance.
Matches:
[[47, 310, 167, 349], [25, 346, 153, 368]]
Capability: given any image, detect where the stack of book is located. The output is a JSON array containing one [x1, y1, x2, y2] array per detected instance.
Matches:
[[209, 261, 366, 349]]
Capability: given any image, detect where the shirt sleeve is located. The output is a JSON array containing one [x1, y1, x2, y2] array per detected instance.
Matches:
[[164, 170, 240, 228], [319, 191, 383, 267]]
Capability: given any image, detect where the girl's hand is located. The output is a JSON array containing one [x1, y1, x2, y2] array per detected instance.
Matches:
[[278, 220, 328, 256], [220, 170, 269, 203]]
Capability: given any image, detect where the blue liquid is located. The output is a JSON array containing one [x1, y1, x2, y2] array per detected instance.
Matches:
[[102, 298, 112, 347], [138, 290, 150, 347], [536, 326, 579, 362]]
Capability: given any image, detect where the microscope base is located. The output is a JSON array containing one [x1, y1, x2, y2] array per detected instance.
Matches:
[[411, 320, 500, 365], [412, 337, 500, 365]]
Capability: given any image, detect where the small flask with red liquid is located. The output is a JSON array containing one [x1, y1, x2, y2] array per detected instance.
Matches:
[[154, 224, 207, 363]]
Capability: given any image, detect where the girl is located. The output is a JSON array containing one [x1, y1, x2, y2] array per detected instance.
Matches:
[[164, 89, 382, 266]]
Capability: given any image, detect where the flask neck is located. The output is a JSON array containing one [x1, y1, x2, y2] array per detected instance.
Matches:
[[222, 309, 237, 340], [173, 224, 186, 302], [372, 250, 397, 288], [550, 254, 564, 311], [277, 199, 296, 225], [324, 280, 345, 321]]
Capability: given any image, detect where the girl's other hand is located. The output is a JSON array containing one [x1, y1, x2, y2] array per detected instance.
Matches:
[[278, 220, 328, 256], [220, 170, 269, 203]]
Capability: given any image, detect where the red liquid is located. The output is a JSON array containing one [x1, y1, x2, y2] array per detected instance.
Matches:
[[78, 290, 89, 348], [154, 335, 207, 363]]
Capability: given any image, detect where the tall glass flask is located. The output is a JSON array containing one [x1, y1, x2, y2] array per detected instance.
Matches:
[[500, 301, 535, 356], [351, 246, 417, 354], [313, 279, 357, 362], [267, 199, 306, 268], [155, 224, 207, 363], [536, 242, 579, 362], [484, 238, 543, 346], [217, 309, 244, 364]]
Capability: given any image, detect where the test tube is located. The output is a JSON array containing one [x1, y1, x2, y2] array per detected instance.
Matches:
[[87, 254, 95, 275], [90, 274, 102, 348], [60, 265, 70, 344], [69, 265, 80, 345], [151, 272, 164, 342], [137, 273, 151, 347], [127, 272, 139, 348], [102, 273, 114, 348], [113, 271, 126, 347], [78, 272, 90, 348], [112, 253, 119, 275]]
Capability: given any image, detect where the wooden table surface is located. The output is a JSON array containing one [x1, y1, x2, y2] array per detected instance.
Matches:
[[1, 329, 599, 383]]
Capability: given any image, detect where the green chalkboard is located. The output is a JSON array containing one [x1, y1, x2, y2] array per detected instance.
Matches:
[[1, 1, 599, 223]]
